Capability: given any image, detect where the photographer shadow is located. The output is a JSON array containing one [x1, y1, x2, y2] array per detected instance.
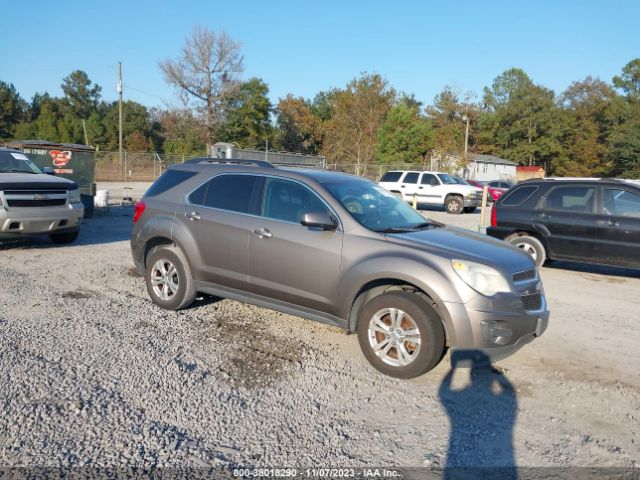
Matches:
[[438, 350, 518, 480]]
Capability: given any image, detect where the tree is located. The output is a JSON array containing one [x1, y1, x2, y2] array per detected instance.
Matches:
[[606, 122, 640, 178], [375, 102, 432, 165], [160, 26, 244, 153], [427, 85, 478, 157], [102, 101, 152, 151], [0, 81, 26, 139], [322, 73, 395, 173], [276, 95, 324, 154], [156, 108, 207, 155], [613, 59, 640, 100], [216, 78, 272, 148], [61, 70, 102, 119]]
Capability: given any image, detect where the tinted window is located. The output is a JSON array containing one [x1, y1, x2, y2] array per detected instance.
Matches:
[[262, 178, 329, 223], [188, 183, 207, 205], [202, 174, 262, 214], [437, 173, 458, 185], [502, 185, 539, 207], [145, 170, 197, 197], [421, 173, 439, 186], [380, 171, 402, 182], [603, 188, 640, 218], [403, 172, 419, 184], [545, 186, 595, 212]]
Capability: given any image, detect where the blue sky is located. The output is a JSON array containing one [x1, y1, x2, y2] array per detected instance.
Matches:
[[1, 0, 639, 108]]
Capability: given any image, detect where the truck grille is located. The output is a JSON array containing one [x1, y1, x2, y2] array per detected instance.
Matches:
[[522, 292, 542, 311], [513, 269, 536, 282], [3, 190, 67, 208]]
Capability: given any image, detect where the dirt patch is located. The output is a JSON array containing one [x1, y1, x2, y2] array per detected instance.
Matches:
[[580, 274, 628, 284], [201, 317, 306, 389], [61, 288, 99, 299], [127, 267, 142, 277]]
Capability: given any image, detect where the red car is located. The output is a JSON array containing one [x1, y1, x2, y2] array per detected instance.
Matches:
[[466, 179, 510, 202]]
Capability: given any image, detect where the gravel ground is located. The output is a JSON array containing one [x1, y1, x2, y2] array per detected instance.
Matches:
[[0, 205, 638, 471]]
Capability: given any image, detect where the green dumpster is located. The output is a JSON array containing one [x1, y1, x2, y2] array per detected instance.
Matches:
[[6, 140, 96, 218]]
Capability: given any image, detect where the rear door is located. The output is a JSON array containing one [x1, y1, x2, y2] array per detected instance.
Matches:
[[248, 176, 343, 315], [174, 173, 262, 292], [537, 184, 599, 261], [399, 172, 420, 201], [596, 187, 640, 267]]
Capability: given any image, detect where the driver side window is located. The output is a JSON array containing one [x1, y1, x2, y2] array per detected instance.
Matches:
[[261, 178, 329, 224]]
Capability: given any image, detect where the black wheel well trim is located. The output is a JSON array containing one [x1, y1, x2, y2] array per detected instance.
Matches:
[[347, 279, 450, 344], [142, 236, 175, 267], [445, 193, 463, 200]]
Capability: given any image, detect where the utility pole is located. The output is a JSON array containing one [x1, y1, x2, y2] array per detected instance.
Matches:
[[462, 114, 470, 159], [118, 62, 123, 172]]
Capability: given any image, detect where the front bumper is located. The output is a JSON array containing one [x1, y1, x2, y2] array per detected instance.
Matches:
[[0, 202, 84, 237], [463, 197, 483, 207]]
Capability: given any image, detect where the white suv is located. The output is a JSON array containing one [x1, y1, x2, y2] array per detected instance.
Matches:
[[378, 170, 483, 214]]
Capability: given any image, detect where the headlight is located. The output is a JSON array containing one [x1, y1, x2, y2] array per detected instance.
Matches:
[[452, 259, 511, 296], [68, 189, 81, 204]]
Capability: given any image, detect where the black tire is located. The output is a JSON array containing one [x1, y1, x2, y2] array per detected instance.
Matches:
[[463, 207, 477, 213], [506, 233, 547, 268], [445, 195, 464, 214], [357, 291, 445, 379], [145, 244, 197, 310], [49, 230, 79, 244]]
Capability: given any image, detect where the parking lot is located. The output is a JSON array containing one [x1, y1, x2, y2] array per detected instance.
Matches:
[[0, 205, 638, 470]]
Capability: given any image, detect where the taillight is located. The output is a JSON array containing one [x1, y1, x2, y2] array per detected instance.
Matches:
[[133, 201, 146, 223], [490, 202, 497, 227]]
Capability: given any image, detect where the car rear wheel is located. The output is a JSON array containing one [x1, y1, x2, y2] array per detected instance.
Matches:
[[49, 231, 79, 244], [445, 195, 463, 214], [145, 245, 197, 310], [357, 291, 445, 379], [506, 234, 546, 268]]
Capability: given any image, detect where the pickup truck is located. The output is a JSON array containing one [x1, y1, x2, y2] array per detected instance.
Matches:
[[378, 170, 483, 214], [0, 147, 84, 244]]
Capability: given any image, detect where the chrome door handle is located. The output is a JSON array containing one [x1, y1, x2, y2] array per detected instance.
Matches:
[[252, 228, 272, 238], [186, 211, 200, 221]]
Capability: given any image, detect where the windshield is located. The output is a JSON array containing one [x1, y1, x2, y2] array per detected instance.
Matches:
[[0, 151, 42, 174], [324, 181, 437, 233], [437, 173, 459, 185]]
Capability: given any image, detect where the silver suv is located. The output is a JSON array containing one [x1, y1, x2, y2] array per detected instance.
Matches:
[[0, 147, 84, 244], [131, 159, 549, 378]]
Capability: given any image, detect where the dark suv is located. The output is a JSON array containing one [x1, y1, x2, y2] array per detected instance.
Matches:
[[487, 178, 640, 268], [131, 159, 549, 379]]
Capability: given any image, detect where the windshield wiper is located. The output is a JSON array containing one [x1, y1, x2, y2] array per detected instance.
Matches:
[[0, 169, 38, 174]]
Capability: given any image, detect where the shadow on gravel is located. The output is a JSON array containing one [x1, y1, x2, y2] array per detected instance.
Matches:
[[439, 350, 517, 479], [543, 260, 640, 279]]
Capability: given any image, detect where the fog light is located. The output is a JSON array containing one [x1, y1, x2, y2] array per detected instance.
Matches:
[[481, 320, 513, 345]]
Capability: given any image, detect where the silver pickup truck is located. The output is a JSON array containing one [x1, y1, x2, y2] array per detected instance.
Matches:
[[0, 147, 84, 244]]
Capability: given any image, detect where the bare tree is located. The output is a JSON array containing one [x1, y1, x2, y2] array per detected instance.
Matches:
[[160, 26, 244, 153]]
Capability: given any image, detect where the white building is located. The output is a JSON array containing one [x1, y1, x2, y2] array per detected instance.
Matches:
[[432, 152, 517, 181]]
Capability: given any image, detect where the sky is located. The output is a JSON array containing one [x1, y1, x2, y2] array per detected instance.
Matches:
[[1, 0, 639, 109]]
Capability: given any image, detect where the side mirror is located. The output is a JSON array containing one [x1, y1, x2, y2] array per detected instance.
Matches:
[[43, 167, 56, 175], [301, 212, 337, 231]]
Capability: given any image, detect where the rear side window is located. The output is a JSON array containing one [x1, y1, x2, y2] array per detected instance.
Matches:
[[603, 188, 640, 218], [380, 171, 402, 182], [144, 170, 197, 197], [502, 185, 539, 207], [403, 172, 419, 184], [192, 174, 262, 214], [545, 186, 595, 213]]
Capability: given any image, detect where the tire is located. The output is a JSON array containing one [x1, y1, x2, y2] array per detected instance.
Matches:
[[506, 234, 547, 268], [145, 244, 197, 310], [445, 195, 464, 214], [463, 207, 477, 213], [49, 230, 79, 244], [357, 291, 445, 379]]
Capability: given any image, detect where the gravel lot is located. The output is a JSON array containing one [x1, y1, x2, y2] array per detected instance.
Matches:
[[0, 204, 638, 471]]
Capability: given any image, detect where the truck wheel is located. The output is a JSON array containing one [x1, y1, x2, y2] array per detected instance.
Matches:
[[49, 231, 79, 244], [506, 234, 546, 268], [445, 195, 463, 214], [145, 245, 197, 310], [357, 291, 445, 379]]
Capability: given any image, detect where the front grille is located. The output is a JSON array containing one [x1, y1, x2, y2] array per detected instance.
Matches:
[[513, 269, 536, 282], [7, 198, 67, 207], [522, 292, 542, 311]]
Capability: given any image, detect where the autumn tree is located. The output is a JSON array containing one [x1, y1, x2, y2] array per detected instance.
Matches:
[[322, 73, 395, 173], [276, 95, 324, 154], [427, 86, 478, 157], [160, 26, 244, 153]]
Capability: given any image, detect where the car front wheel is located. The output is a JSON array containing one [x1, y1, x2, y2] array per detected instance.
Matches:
[[145, 245, 197, 310], [357, 291, 445, 379], [445, 196, 463, 214]]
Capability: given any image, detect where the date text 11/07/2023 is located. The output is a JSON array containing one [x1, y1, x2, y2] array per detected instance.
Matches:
[[232, 468, 401, 478]]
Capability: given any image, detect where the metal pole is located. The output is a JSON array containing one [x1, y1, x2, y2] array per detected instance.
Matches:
[[265, 138, 268, 161], [118, 62, 123, 172]]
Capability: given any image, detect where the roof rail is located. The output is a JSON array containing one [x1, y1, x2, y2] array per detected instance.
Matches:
[[185, 157, 275, 168]]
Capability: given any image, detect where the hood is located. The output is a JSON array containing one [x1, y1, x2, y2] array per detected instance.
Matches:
[[385, 225, 534, 275], [0, 173, 77, 191]]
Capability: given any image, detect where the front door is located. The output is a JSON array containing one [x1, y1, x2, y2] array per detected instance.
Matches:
[[417, 173, 442, 205], [595, 187, 640, 267], [248, 177, 343, 315]]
